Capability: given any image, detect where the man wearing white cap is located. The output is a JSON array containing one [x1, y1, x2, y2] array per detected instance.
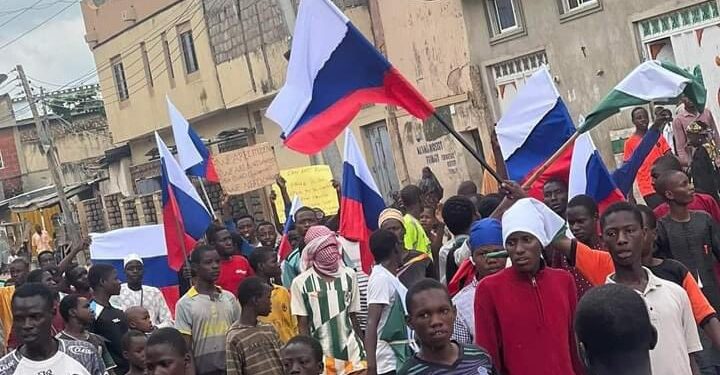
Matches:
[[474, 198, 584, 375], [110, 254, 174, 328]]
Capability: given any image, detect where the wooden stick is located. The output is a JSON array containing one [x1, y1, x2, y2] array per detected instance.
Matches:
[[521, 131, 580, 189], [432, 112, 503, 183], [196, 177, 217, 220]]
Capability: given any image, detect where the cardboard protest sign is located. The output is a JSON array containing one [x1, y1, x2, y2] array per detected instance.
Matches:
[[273, 165, 338, 223], [214, 143, 279, 195]]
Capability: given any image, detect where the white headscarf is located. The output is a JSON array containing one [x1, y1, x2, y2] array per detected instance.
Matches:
[[501, 198, 566, 247]]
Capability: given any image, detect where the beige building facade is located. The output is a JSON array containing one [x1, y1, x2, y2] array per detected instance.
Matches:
[[461, 0, 720, 167], [80, 0, 497, 219]]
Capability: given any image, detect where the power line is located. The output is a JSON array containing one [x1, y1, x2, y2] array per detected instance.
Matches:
[[0, 0, 77, 16], [101, 14, 213, 105], [0, 1, 77, 52], [22, 0, 226, 98], [26, 75, 67, 87], [63, 0, 203, 90], [101, 0, 274, 103], [93, 0, 206, 87], [0, 0, 44, 30], [100, 4, 215, 100]]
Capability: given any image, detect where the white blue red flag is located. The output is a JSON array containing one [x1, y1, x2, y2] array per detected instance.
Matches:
[[339, 129, 385, 273], [266, 0, 434, 154], [496, 67, 576, 199], [278, 195, 303, 260], [497, 67, 622, 209], [155, 132, 212, 270], [166, 96, 219, 183], [90, 225, 180, 315], [569, 133, 624, 212]]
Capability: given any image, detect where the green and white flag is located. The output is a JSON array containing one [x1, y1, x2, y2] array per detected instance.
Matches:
[[578, 60, 706, 133]]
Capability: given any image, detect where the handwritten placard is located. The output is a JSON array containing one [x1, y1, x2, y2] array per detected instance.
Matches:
[[273, 165, 338, 223], [214, 143, 279, 195]]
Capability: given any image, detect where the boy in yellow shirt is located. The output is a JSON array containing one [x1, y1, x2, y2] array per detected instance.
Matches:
[[249, 247, 298, 343]]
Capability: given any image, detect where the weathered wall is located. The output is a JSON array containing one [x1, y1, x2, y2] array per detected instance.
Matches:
[[461, 0, 719, 167], [373, 0, 492, 194], [18, 113, 112, 191], [203, 0, 374, 109], [0, 127, 23, 198], [0, 95, 14, 128]]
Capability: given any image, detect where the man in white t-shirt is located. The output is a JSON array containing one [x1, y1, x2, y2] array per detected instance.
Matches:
[[0, 283, 106, 375], [600, 202, 702, 375], [366, 229, 412, 375]]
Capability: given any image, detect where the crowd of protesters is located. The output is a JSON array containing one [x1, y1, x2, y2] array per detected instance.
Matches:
[[0, 98, 719, 375]]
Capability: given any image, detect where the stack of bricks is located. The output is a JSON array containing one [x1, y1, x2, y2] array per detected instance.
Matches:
[[152, 192, 163, 223], [103, 193, 123, 230], [82, 198, 107, 233], [228, 195, 249, 219], [204, 182, 223, 214], [247, 191, 266, 222], [139, 194, 158, 224], [122, 198, 140, 227]]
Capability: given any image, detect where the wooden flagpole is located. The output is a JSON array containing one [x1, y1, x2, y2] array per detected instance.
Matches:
[[432, 112, 503, 184], [196, 177, 217, 220]]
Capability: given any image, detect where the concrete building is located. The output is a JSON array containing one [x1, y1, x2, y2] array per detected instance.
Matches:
[[80, 0, 496, 222], [461, 0, 720, 166], [11, 84, 112, 191]]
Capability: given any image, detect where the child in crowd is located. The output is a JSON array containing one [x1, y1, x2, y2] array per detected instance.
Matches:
[[400, 185, 432, 255], [281, 335, 325, 375], [145, 327, 195, 375], [419, 206, 437, 235], [126, 306, 155, 334], [366, 230, 411, 375], [248, 247, 297, 343], [122, 330, 147, 375], [225, 276, 284, 375], [57, 294, 117, 372], [399, 279, 496, 374]]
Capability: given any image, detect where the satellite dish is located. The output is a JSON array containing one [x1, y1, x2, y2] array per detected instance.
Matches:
[[0, 74, 7, 85]]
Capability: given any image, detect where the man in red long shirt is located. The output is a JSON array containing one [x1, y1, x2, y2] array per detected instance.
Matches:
[[474, 198, 583, 375]]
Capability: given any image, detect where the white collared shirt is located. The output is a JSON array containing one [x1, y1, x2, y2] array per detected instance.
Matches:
[[606, 267, 702, 375]]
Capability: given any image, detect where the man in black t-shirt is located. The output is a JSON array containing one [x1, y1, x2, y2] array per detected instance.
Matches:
[[89, 263, 129, 374]]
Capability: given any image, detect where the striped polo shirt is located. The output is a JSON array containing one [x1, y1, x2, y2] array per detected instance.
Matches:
[[175, 286, 241, 375], [290, 266, 366, 375]]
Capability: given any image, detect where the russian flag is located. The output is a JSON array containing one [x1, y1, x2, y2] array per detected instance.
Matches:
[[496, 67, 576, 199], [156, 132, 213, 270], [266, 0, 434, 155], [166, 97, 219, 183], [339, 130, 386, 274], [90, 225, 180, 316], [569, 133, 624, 212], [278, 195, 302, 261]]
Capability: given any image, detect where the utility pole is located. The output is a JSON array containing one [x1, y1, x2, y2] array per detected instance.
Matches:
[[16, 65, 80, 248]]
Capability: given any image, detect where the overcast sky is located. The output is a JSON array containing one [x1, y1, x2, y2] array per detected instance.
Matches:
[[0, 0, 96, 98]]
